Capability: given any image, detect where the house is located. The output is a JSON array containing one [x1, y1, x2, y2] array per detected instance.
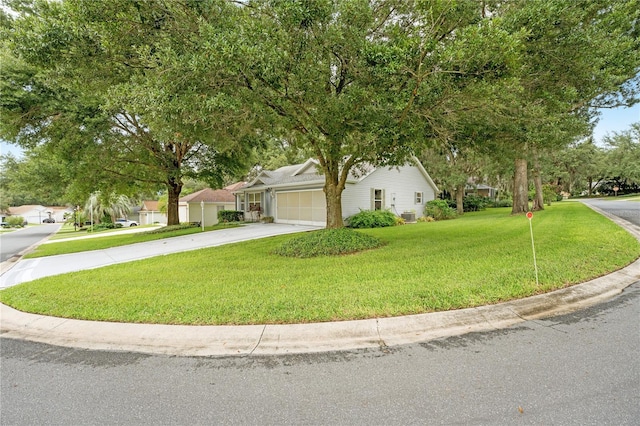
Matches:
[[234, 158, 439, 226], [464, 183, 498, 199], [178, 184, 241, 226], [6, 205, 72, 224], [138, 200, 167, 225]]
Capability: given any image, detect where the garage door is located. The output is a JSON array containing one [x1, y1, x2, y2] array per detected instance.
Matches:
[[276, 190, 326, 226]]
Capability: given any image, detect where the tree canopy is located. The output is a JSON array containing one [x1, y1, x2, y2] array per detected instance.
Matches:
[[1, 0, 638, 226]]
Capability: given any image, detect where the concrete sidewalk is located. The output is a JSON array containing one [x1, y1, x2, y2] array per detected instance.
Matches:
[[1, 213, 639, 357]]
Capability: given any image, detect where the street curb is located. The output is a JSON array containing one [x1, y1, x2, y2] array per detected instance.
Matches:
[[1, 258, 638, 357], [1, 203, 639, 357]]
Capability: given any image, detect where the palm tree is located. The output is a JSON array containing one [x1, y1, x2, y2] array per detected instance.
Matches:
[[85, 192, 132, 224]]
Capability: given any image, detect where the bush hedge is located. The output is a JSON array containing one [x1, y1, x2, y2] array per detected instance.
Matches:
[[425, 200, 457, 220], [463, 195, 491, 212], [347, 209, 397, 228], [5, 216, 26, 227], [218, 210, 244, 223], [273, 228, 384, 258]]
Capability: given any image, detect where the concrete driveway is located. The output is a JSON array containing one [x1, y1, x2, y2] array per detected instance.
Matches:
[[0, 223, 320, 289]]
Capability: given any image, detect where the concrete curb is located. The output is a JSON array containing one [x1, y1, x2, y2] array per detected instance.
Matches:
[[1, 204, 639, 357], [2, 258, 638, 357]]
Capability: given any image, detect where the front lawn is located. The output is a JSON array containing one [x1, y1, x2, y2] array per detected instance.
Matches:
[[1, 203, 638, 325]]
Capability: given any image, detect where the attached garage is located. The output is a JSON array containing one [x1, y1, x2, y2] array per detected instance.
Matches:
[[276, 190, 326, 226]]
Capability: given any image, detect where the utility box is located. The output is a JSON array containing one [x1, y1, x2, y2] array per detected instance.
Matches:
[[401, 212, 416, 222]]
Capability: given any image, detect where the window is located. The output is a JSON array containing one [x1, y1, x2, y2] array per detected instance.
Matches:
[[415, 192, 423, 204], [373, 189, 384, 210], [248, 192, 261, 212], [238, 194, 245, 211]]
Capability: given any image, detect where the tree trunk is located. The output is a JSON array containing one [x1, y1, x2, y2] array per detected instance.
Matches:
[[166, 177, 183, 226], [324, 179, 344, 229], [455, 184, 464, 215], [511, 158, 529, 214], [532, 155, 544, 211]]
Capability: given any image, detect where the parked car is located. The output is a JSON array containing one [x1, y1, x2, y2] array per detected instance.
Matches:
[[115, 218, 138, 227], [42, 218, 56, 223]]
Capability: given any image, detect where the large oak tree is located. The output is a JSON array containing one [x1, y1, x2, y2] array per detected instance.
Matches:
[[1, 0, 257, 224]]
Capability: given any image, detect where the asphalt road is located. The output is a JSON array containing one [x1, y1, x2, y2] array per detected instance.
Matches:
[[1, 200, 638, 424], [1, 282, 638, 425], [0, 224, 61, 262], [582, 198, 640, 226]]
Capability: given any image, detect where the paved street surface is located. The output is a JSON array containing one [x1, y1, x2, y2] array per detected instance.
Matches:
[[582, 198, 640, 226], [2, 282, 638, 425], [0, 224, 61, 262]]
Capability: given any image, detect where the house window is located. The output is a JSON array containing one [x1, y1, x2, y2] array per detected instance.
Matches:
[[415, 192, 423, 204], [248, 192, 261, 212], [373, 189, 384, 210]]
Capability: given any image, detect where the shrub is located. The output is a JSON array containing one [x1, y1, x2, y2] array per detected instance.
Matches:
[[347, 209, 397, 228], [492, 199, 513, 208], [273, 228, 384, 258], [417, 215, 435, 222], [425, 200, 457, 220], [91, 223, 117, 232], [218, 210, 244, 223], [261, 216, 274, 223], [5, 216, 25, 227], [463, 195, 491, 212]]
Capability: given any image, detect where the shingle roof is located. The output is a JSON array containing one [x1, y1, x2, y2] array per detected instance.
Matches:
[[224, 181, 248, 192], [241, 158, 378, 190], [141, 201, 159, 211], [8, 205, 45, 215], [179, 188, 235, 203]]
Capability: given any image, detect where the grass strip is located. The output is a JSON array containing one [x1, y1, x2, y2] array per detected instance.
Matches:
[[1, 203, 638, 325]]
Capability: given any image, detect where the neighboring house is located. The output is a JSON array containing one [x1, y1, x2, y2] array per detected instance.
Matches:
[[138, 200, 167, 225], [234, 158, 439, 226], [178, 185, 240, 226], [465, 183, 498, 199], [7, 205, 72, 224]]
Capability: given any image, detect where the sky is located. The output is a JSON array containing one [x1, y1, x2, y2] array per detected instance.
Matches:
[[591, 104, 639, 145], [1, 104, 639, 159]]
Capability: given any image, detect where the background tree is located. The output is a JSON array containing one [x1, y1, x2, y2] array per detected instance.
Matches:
[[603, 122, 640, 193], [1, 0, 258, 224], [546, 138, 607, 196], [494, 0, 640, 213], [0, 148, 70, 205]]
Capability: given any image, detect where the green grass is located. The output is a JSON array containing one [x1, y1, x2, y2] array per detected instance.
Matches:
[[45, 223, 157, 241], [26, 223, 242, 258], [1, 203, 638, 325]]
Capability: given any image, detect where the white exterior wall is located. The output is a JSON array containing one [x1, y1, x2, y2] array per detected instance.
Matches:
[[186, 202, 235, 225], [178, 203, 189, 223], [138, 211, 168, 225], [342, 165, 436, 219]]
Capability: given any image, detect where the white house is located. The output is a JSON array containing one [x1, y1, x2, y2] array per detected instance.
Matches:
[[6, 205, 71, 224], [138, 200, 167, 225], [178, 185, 240, 226], [234, 158, 439, 226]]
